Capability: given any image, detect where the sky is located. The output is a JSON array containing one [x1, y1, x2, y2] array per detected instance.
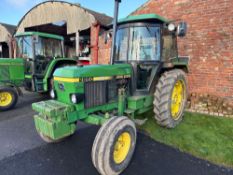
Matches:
[[0, 0, 148, 25]]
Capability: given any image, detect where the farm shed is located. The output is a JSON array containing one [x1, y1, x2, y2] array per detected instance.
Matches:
[[16, 0, 112, 64], [0, 23, 16, 58]]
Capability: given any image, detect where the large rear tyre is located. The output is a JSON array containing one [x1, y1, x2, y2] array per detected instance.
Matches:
[[92, 116, 137, 175], [153, 69, 187, 128], [0, 87, 18, 111]]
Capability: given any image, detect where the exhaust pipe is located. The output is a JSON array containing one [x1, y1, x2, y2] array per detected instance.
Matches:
[[110, 0, 121, 65]]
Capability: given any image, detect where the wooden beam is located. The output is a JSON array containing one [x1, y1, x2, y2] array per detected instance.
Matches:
[[75, 31, 80, 56]]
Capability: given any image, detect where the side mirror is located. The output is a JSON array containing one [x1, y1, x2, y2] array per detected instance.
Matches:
[[105, 31, 112, 44], [177, 22, 187, 37]]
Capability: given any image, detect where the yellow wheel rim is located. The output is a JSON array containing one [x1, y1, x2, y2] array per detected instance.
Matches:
[[171, 80, 185, 120], [113, 132, 131, 164], [0, 92, 13, 107]]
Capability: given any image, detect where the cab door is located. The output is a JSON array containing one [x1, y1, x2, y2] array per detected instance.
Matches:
[[127, 25, 161, 95]]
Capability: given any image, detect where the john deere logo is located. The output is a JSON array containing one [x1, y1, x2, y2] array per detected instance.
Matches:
[[58, 83, 65, 91]]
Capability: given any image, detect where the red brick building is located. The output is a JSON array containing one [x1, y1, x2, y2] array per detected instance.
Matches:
[[130, 0, 233, 106]]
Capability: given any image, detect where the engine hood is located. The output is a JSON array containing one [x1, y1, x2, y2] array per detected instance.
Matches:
[[53, 64, 132, 78]]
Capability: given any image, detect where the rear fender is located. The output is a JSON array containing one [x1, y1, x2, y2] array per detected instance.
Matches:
[[163, 56, 189, 73], [0, 83, 23, 96], [43, 58, 77, 91]]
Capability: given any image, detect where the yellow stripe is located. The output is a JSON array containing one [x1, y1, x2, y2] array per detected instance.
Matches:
[[54, 76, 125, 83], [54, 77, 80, 83], [116, 75, 131, 79], [93, 77, 112, 81]]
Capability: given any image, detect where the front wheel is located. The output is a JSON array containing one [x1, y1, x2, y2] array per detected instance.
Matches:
[[153, 69, 187, 128], [0, 87, 18, 111], [92, 116, 137, 175]]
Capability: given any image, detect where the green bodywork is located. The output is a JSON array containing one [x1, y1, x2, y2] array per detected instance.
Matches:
[[15, 31, 64, 40], [0, 58, 25, 87], [32, 63, 188, 140], [119, 13, 169, 24], [55, 64, 131, 78], [0, 32, 76, 94], [32, 64, 156, 140], [40, 58, 77, 92], [0, 57, 76, 93], [32, 14, 189, 141]]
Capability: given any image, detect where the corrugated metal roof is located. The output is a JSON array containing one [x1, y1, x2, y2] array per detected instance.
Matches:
[[83, 7, 113, 27], [16, 1, 113, 34], [0, 23, 16, 35], [0, 23, 16, 42]]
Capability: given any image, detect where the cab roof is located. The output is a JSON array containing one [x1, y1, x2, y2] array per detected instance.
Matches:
[[118, 14, 169, 24], [14, 31, 64, 40]]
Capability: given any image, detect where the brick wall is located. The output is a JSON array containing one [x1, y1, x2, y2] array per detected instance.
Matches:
[[132, 0, 233, 104], [98, 29, 111, 65], [91, 25, 111, 65]]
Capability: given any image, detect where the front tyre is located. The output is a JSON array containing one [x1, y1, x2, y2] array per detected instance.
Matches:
[[0, 87, 18, 111], [92, 116, 137, 175], [153, 69, 187, 128]]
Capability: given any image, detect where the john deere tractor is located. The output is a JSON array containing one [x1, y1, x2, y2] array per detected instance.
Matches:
[[32, 0, 189, 174], [0, 32, 77, 111]]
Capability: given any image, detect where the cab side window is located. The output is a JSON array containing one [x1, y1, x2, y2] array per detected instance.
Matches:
[[162, 31, 177, 60]]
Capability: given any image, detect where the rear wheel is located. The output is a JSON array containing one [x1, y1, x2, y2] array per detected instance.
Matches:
[[0, 87, 18, 111], [153, 69, 187, 128], [92, 116, 137, 175]]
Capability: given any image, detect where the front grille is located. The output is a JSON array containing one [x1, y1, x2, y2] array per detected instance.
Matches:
[[0, 66, 9, 81], [84, 81, 107, 108]]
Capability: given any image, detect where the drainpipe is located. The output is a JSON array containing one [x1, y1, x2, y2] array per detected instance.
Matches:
[[92, 22, 100, 64]]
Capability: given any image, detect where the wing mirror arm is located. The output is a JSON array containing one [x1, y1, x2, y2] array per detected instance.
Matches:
[[177, 22, 187, 37]]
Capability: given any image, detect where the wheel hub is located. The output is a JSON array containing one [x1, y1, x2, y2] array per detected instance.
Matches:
[[0, 92, 12, 107], [113, 132, 131, 164], [171, 80, 185, 120]]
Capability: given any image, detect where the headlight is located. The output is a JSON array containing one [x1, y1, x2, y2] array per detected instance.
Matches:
[[70, 93, 84, 104], [50, 89, 56, 99], [71, 94, 77, 104]]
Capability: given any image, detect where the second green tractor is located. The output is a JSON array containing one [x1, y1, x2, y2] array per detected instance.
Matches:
[[32, 0, 189, 174], [0, 32, 77, 111]]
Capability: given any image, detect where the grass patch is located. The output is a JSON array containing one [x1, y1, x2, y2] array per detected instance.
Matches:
[[138, 111, 233, 168]]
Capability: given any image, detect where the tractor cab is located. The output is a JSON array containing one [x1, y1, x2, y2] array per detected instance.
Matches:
[[14, 32, 68, 91], [15, 32, 64, 76], [112, 14, 187, 95]]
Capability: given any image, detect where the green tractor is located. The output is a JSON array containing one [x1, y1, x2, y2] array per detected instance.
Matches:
[[0, 32, 77, 111], [32, 0, 189, 174]]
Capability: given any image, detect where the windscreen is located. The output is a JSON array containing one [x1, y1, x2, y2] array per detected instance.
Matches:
[[114, 25, 160, 61], [16, 36, 33, 59], [35, 37, 62, 59]]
